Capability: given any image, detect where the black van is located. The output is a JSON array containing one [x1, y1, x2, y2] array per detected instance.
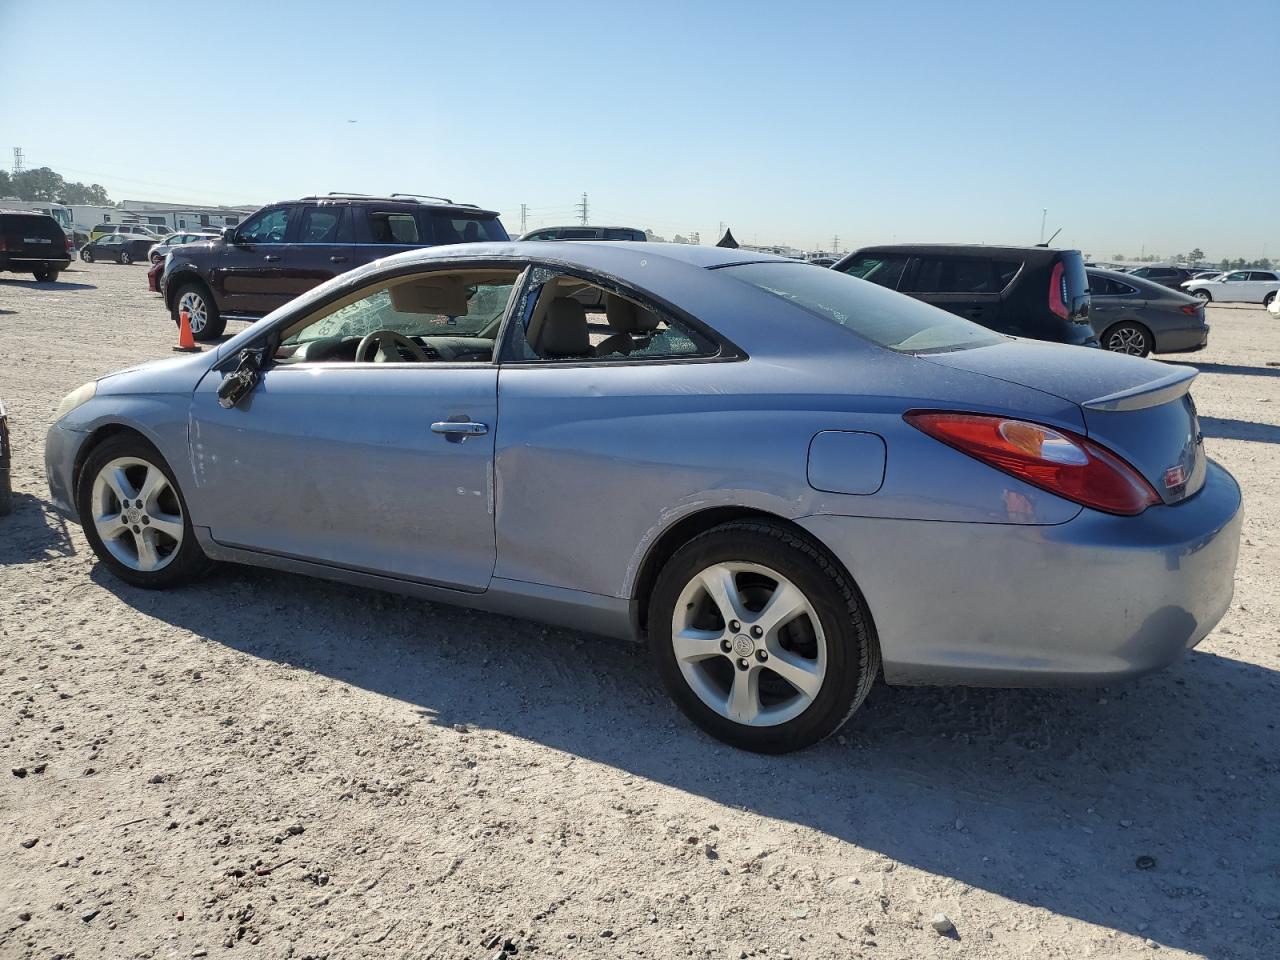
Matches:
[[832, 244, 1095, 346], [0, 210, 73, 282]]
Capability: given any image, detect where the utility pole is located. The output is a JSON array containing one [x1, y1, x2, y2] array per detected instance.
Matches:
[[1039, 208, 1047, 244], [831, 234, 840, 255], [520, 203, 528, 234], [576, 192, 589, 226], [13, 146, 24, 175]]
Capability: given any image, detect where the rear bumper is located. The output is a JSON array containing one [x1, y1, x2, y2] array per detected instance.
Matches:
[[799, 459, 1242, 686], [0, 254, 72, 272], [1155, 324, 1210, 354]]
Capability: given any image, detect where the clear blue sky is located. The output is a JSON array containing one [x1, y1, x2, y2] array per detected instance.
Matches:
[[1, 0, 1276, 258]]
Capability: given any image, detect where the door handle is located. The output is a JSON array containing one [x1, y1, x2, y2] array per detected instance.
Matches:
[[264, 254, 281, 262], [431, 420, 488, 441], [330, 255, 348, 263]]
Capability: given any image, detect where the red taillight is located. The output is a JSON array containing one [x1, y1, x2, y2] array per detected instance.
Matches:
[[1180, 303, 1201, 316], [905, 411, 1160, 516], [1048, 261, 1068, 319], [66, 236, 74, 253], [0, 238, 7, 252]]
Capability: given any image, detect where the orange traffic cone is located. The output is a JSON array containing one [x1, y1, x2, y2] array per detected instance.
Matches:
[[173, 308, 200, 353]]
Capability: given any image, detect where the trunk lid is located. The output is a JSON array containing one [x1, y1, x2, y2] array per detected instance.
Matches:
[[924, 340, 1205, 504]]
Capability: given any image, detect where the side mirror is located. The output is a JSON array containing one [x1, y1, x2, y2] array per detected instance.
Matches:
[[221, 226, 238, 243], [217, 349, 262, 409]]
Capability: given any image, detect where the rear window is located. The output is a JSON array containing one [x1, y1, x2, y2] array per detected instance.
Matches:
[[724, 261, 1005, 354], [429, 214, 508, 245], [2, 214, 63, 241]]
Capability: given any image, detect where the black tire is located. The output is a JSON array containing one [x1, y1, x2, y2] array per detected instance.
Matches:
[[1193, 289, 1211, 303], [120, 250, 133, 265], [171, 282, 225, 341], [76, 433, 212, 589], [80, 248, 94, 263], [1265, 291, 1276, 309], [647, 520, 879, 753], [33, 267, 60, 283], [1100, 321, 1152, 357]]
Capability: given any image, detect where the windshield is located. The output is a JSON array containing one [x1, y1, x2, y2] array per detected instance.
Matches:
[[721, 261, 1005, 353]]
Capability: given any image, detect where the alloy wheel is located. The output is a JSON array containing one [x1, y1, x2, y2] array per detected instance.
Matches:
[[671, 561, 827, 727], [1105, 326, 1148, 355], [179, 291, 208, 333], [89, 457, 184, 572]]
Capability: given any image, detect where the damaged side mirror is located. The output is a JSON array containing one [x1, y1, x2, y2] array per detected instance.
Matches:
[[217, 349, 262, 409]]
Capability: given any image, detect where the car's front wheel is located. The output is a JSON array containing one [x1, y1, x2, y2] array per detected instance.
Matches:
[[648, 520, 878, 753], [1193, 289, 1211, 302], [172, 283, 225, 341], [77, 434, 211, 589], [1101, 322, 1152, 357]]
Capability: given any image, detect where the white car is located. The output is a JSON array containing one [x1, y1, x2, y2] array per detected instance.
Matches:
[[1270, 292, 1280, 319], [1182, 269, 1279, 307]]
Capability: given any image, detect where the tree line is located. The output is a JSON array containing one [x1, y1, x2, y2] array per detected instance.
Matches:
[[1108, 248, 1273, 271], [0, 166, 112, 206]]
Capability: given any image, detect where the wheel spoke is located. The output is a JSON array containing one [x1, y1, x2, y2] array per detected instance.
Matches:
[[672, 627, 726, 664], [148, 513, 184, 542], [134, 529, 161, 571], [753, 581, 808, 638], [103, 465, 136, 505], [698, 564, 748, 627], [727, 666, 760, 724], [137, 467, 169, 512], [94, 513, 129, 542], [763, 645, 824, 702]]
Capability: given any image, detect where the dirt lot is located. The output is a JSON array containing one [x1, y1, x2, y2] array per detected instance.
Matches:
[[1, 261, 1277, 960]]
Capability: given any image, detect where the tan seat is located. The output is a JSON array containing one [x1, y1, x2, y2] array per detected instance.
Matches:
[[595, 294, 661, 356], [536, 298, 592, 358]]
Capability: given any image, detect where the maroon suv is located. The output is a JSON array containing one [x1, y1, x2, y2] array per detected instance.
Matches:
[[161, 193, 509, 340]]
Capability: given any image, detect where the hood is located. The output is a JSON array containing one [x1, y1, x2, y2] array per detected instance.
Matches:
[[96, 353, 213, 394]]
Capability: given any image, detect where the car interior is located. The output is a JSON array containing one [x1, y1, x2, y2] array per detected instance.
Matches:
[[273, 268, 708, 365]]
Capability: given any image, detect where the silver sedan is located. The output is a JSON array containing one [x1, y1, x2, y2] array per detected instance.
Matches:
[[45, 243, 1242, 752]]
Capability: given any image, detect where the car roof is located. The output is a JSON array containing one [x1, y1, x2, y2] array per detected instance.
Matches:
[[379, 240, 786, 272], [524, 225, 644, 232], [289, 195, 501, 216], [848, 243, 1068, 260]]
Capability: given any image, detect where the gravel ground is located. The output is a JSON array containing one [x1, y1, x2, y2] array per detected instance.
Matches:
[[1, 261, 1277, 960]]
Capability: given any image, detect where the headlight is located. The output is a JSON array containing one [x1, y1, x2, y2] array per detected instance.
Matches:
[[55, 381, 97, 421]]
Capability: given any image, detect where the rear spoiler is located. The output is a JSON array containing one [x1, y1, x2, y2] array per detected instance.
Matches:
[[1082, 367, 1197, 412]]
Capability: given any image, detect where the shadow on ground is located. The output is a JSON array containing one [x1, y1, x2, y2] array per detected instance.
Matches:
[[0, 493, 76, 563], [1172, 361, 1280, 379], [1201, 416, 1280, 444], [0, 277, 97, 292], [93, 559, 1280, 959]]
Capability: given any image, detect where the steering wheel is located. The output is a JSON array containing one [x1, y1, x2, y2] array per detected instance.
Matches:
[[354, 330, 430, 363]]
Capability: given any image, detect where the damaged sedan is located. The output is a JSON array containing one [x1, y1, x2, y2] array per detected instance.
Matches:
[[46, 242, 1242, 752]]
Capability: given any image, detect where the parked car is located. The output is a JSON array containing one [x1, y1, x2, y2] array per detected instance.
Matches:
[[1181, 269, 1280, 306], [1124, 265, 1195, 290], [1087, 269, 1208, 357], [162, 193, 509, 340], [521, 225, 646, 241], [89, 223, 168, 242], [47, 242, 1241, 753], [832, 244, 1094, 346], [147, 258, 164, 293], [148, 231, 220, 264], [0, 397, 11, 515], [1190, 271, 1222, 281], [808, 256, 839, 267], [0, 209, 73, 281], [80, 234, 153, 265]]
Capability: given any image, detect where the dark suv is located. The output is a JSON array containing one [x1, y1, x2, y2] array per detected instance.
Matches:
[[0, 210, 73, 282], [162, 194, 509, 339], [1125, 265, 1194, 290], [831, 243, 1094, 346]]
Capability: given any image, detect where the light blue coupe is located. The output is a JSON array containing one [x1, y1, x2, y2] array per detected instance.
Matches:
[[46, 242, 1242, 752]]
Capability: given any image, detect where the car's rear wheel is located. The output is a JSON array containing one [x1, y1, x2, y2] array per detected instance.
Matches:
[[1193, 289, 1211, 302], [120, 250, 133, 265], [80, 248, 94, 263], [648, 520, 878, 753], [172, 283, 225, 340], [1101, 322, 1152, 357], [33, 267, 59, 283], [77, 434, 211, 589]]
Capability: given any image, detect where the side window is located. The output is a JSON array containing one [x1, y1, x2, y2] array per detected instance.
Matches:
[[1249, 271, 1277, 281], [297, 205, 352, 243], [523, 229, 555, 241], [992, 259, 1022, 290], [1225, 271, 1249, 281], [237, 207, 290, 243], [558, 228, 598, 240], [605, 228, 643, 241], [1088, 274, 1108, 296], [508, 268, 716, 362], [905, 256, 994, 294], [838, 254, 909, 290], [367, 211, 420, 244]]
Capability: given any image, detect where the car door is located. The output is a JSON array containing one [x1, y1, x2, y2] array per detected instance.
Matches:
[[900, 255, 1007, 332], [283, 203, 356, 298], [1248, 271, 1278, 302], [214, 204, 295, 315], [187, 265, 520, 591], [99, 235, 123, 262], [1219, 271, 1251, 302]]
